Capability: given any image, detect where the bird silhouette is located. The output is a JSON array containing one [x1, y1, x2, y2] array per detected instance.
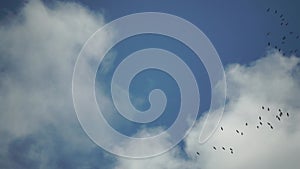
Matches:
[[245, 123, 248, 126], [267, 8, 270, 12], [196, 152, 200, 155], [222, 147, 225, 150], [287, 112, 290, 117], [259, 116, 262, 120], [236, 130, 240, 134], [260, 122, 263, 125], [213, 146, 217, 150], [267, 107, 270, 111], [262, 106, 265, 109], [221, 127, 224, 131]]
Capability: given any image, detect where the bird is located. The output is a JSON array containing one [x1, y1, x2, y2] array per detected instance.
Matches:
[[290, 31, 293, 34], [274, 10, 277, 14], [245, 122, 248, 126], [267, 122, 271, 126], [279, 48, 281, 52], [287, 112, 290, 117], [279, 109, 282, 112], [221, 127, 224, 131], [257, 126, 259, 129], [267, 107, 270, 111], [262, 106, 265, 109], [279, 112, 283, 117], [267, 32, 271, 36], [280, 14, 283, 18], [270, 126, 274, 129], [260, 122, 263, 125], [222, 147, 225, 150], [296, 35, 299, 39], [282, 36, 286, 40], [236, 130, 240, 134], [231, 151, 233, 154], [259, 116, 262, 120], [268, 42, 271, 46], [196, 152, 200, 155], [281, 22, 284, 26], [229, 148, 233, 151], [276, 115, 281, 121], [275, 46, 278, 49], [241, 132, 244, 136], [267, 8, 270, 12], [286, 23, 289, 26], [213, 146, 217, 150]]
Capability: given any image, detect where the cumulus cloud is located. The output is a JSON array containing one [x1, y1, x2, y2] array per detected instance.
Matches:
[[0, 0, 115, 168], [115, 51, 300, 169]]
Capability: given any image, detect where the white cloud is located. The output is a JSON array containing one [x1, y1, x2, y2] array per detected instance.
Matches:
[[0, 0, 115, 168], [114, 51, 300, 169]]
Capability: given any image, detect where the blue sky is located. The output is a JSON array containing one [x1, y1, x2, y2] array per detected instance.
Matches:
[[0, 0, 300, 169]]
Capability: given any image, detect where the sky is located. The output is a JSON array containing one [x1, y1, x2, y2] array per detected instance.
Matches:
[[0, 0, 300, 169]]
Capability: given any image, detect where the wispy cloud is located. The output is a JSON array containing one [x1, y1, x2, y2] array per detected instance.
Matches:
[[115, 51, 300, 169]]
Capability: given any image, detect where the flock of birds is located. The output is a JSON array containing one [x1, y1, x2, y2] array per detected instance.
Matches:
[[195, 7, 297, 157], [196, 105, 291, 156], [265, 8, 299, 56]]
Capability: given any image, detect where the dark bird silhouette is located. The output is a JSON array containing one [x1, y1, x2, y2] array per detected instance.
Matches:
[[274, 10, 277, 14], [279, 112, 283, 117], [260, 122, 263, 125], [196, 152, 200, 155], [231, 151, 233, 154], [268, 42, 271, 46], [286, 23, 289, 26], [221, 127, 224, 131], [222, 147, 225, 150], [236, 130, 240, 134], [283, 53, 286, 56], [270, 126, 274, 129], [280, 14, 283, 18], [275, 46, 278, 49], [267, 122, 271, 126], [290, 31, 293, 34], [241, 132, 244, 136], [282, 36, 286, 40], [268, 107, 270, 111], [259, 116, 262, 120], [281, 23, 284, 26], [230, 148, 233, 151], [245, 123, 248, 126], [257, 126, 259, 129], [213, 146, 217, 150], [296, 35, 299, 39], [276, 115, 281, 121], [287, 112, 290, 117], [282, 18, 285, 21], [267, 32, 271, 36], [267, 8, 270, 12], [262, 106, 265, 109], [279, 109, 282, 112], [279, 48, 281, 52]]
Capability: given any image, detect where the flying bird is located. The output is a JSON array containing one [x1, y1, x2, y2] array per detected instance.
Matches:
[[241, 132, 244, 136], [236, 130, 240, 134], [259, 116, 262, 120], [245, 123, 248, 126], [260, 122, 263, 125], [221, 127, 224, 131], [279, 112, 283, 117], [262, 106, 265, 109], [222, 147, 225, 150], [196, 152, 200, 155], [257, 126, 259, 129], [267, 107, 270, 111], [282, 36, 286, 40], [267, 8, 270, 12], [287, 112, 290, 117], [213, 146, 217, 150]]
